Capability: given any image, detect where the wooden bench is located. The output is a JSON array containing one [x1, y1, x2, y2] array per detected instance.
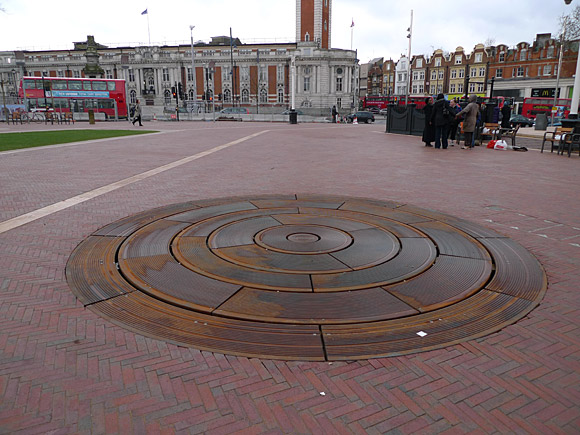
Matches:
[[541, 126, 573, 153], [561, 132, 580, 157], [44, 111, 59, 125], [498, 124, 520, 147], [478, 123, 500, 146], [60, 112, 74, 124]]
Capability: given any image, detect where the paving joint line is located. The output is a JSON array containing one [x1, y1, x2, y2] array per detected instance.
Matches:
[[0, 130, 269, 234]]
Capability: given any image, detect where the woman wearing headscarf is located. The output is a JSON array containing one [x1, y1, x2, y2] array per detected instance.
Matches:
[[456, 95, 479, 149], [422, 96, 435, 147]]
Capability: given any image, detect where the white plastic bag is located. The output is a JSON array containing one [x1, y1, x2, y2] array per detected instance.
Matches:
[[494, 140, 511, 150]]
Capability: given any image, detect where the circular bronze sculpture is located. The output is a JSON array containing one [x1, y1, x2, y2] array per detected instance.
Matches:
[[66, 195, 546, 361]]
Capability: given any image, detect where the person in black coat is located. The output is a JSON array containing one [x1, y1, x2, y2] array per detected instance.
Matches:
[[430, 93, 452, 149], [422, 97, 435, 147], [501, 103, 512, 129]]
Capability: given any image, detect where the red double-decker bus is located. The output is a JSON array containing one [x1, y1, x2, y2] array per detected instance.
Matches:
[[18, 76, 128, 119], [521, 97, 571, 119]]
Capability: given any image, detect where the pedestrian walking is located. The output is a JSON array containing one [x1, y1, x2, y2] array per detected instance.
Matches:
[[332, 105, 338, 123], [132, 99, 143, 126], [422, 97, 435, 147], [456, 95, 479, 149], [431, 93, 452, 149]]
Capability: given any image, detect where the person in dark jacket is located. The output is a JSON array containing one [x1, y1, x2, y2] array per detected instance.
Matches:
[[422, 97, 435, 147], [430, 93, 452, 149], [501, 102, 512, 129], [447, 98, 462, 145]]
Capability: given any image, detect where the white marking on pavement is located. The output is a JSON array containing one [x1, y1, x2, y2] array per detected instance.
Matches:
[[0, 130, 268, 234]]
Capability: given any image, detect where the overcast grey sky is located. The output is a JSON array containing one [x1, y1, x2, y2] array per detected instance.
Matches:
[[0, 0, 574, 63]]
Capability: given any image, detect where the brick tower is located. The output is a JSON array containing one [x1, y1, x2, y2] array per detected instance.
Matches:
[[296, 0, 331, 49]]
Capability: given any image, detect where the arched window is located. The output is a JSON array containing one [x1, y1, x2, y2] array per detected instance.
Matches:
[[164, 89, 172, 105], [188, 89, 195, 100], [224, 88, 231, 102], [259, 88, 268, 103], [305, 32, 310, 42], [241, 89, 249, 103], [130, 89, 137, 104], [277, 87, 284, 103]]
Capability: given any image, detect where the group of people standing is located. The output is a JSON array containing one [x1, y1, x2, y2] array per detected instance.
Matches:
[[422, 94, 480, 150]]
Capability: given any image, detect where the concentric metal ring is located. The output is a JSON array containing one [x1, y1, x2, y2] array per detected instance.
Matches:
[[66, 195, 546, 361]]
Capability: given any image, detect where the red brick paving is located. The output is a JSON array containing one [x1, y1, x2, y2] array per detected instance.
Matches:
[[0, 120, 579, 433]]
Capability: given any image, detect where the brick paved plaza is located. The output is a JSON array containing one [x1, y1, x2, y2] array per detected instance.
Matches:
[[0, 121, 579, 433]]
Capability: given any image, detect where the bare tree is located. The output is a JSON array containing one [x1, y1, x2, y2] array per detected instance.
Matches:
[[559, 5, 580, 40], [484, 37, 496, 47]]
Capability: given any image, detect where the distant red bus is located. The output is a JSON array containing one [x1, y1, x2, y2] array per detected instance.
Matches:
[[362, 96, 427, 110], [522, 97, 570, 119], [18, 76, 128, 118]]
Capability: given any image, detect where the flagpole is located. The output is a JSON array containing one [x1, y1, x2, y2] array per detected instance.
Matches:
[[147, 11, 151, 46], [350, 18, 354, 50]]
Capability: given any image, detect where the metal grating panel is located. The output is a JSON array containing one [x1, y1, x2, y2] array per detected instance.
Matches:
[[385, 255, 492, 311], [120, 220, 189, 259], [312, 238, 436, 291], [176, 237, 313, 291], [215, 245, 349, 273], [65, 236, 134, 305], [93, 202, 200, 237], [215, 287, 418, 324], [329, 227, 400, 269], [480, 238, 547, 302], [67, 195, 547, 361], [209, 216, 282, 248], [411, 221, 491, 260]]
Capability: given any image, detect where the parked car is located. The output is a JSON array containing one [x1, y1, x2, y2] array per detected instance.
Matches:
[[281, 109, 304, 115], [346, 111, 375, 123], [509, 114, 534, 128], [220, 107, 249, 114]]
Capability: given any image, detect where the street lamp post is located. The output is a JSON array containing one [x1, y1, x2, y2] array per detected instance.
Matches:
[[405, 10, 413, 105], [552, 17, 566, 125], [1, 77, 8, 123], [189, 25, 196, 110], [564, 0, 580, 117]]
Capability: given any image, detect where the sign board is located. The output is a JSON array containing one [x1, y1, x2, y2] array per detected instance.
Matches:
[[531, 88, 559, 98]]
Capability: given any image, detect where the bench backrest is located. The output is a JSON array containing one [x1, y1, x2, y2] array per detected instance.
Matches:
[[558, 127, 573, 134]]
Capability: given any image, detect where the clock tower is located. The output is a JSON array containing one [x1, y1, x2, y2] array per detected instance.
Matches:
[[296, 0, 331, 49]]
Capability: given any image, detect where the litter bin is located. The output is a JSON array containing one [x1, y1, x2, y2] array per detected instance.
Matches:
[[289, 109, 298, 125], [535, 113, 547, 130], [88, 110, 95, 125]]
